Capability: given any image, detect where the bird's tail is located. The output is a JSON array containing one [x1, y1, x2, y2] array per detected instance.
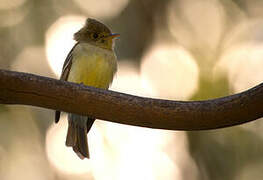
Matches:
[[66, 113, 95, 159]]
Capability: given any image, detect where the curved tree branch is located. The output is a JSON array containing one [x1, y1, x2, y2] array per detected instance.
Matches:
[[0, 69, 262, 130]]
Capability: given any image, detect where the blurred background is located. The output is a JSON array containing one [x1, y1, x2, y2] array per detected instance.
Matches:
[[1, 0, 263, 179]]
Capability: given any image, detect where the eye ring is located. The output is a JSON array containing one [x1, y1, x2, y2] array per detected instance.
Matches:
[[92, 33, 99, 39]]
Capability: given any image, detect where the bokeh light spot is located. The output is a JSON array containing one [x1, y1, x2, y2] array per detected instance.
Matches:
[[11, 46, 54, 77], [0, 0, 27, 10], [141, 44, 199, 99], [214, 44, 263, 92], [167, 0, 224, 50], [45, 15, 86, 77], [46, 116, 92, 174], [111, 61, 157, 97], [73, 0, 129, 19]]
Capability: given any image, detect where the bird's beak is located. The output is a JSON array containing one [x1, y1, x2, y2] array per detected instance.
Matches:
[[106, 33, 120, 39]]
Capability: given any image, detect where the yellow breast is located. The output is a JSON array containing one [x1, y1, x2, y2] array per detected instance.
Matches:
[[68, 43, 117, 89]]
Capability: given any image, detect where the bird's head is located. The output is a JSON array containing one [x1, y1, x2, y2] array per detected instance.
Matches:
[[74, 18, 119, 50]]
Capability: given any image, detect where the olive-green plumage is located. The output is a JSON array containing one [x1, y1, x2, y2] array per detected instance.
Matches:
[[55, 18, 119, 159]]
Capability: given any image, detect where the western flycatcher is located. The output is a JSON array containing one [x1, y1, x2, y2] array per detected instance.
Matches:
[[55, 18, 119, 159]]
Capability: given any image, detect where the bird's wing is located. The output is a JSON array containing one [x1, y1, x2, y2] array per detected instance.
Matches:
[[55, 43, 79, 123], [60, 42, 79, 81]]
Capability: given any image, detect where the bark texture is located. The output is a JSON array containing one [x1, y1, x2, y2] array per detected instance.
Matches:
[[0, 69, 263, 130]]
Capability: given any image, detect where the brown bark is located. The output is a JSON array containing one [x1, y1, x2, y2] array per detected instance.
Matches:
[[0, 69, 262, 130]]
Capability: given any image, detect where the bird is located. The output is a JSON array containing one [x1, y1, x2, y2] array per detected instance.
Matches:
[[55, 18, 119, 159]]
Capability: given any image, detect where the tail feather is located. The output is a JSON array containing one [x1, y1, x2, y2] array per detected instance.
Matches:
[[75, 124, 89, 158], [73, 146, 86, 159], [66, 113, 95, 159], [65, 118, 76, 146]]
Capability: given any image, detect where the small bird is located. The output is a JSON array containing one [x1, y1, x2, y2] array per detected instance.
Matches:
[[55, 18, 119, 159]]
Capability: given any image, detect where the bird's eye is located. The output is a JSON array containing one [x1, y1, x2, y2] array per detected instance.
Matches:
[[92, 33, 98, 39]]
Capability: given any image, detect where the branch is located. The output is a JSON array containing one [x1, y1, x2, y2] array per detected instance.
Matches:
[[0, 69, 262, 130]]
